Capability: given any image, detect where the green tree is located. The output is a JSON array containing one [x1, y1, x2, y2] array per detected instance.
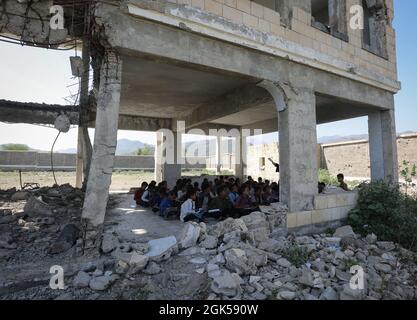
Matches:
[[400, 160, 417, 195], [0, 144, 30, 151], [136, 144, 154, 156]]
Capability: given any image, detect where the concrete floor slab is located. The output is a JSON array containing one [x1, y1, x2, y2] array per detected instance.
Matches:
[[104, 194, 184, 243]]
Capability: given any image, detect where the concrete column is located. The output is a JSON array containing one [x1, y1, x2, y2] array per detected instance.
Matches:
[[278, 88, 318, 212], [75, 127, 84, 188], [155, 130, 182, 188], [79, 39, 93, 188], [81, 51, 122, 251], [234, 130, 248, 180], [368, 110, 398, 183], [216, 135, 222, 174]]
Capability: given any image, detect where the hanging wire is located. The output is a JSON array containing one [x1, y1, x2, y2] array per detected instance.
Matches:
[[50, 131, 61, 186]]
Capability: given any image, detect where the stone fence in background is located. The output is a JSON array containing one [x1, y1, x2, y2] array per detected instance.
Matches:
[[0, 151, 207, 171], [1, 133, 416, 178], [247, 133, 417, 181]]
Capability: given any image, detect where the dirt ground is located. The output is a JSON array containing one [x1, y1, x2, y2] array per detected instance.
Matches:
[[0, 170, 155, 191]]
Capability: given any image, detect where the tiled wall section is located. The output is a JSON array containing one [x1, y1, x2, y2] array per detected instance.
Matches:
[[165, 0, 397, 83], [287, 191, 358, 228]]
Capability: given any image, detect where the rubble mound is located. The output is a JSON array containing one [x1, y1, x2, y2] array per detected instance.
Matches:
[[2, 196, 417, 300]]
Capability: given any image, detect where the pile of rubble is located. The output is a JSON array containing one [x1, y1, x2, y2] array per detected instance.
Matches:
[[0, 184, 85, 266], [91, 204, 417, 300], [2, 193, 417, 300]]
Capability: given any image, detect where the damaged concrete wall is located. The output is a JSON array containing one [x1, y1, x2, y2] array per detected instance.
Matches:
[[0, 0, 68, 45], [124, 0, 398, 90]]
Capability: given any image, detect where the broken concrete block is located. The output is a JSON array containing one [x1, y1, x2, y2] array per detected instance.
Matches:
[[101, 233, 119, 254], [224, 248, 255, 275], [207, 263, 221, 279], [189, 257, 207, 264], [115, 260, 129, 274], [89, 274, 118, 291], [11, 191, 30, 201], [277, 290, 296, 300], [320, 287, 339, 300], [209, 218, 247, 237], [244, 246, 268, 267], [73, 271, 91, 288], [211, 270, 243, 297], [128, 252, 149, 273], [200, 235, 218, 249], [24, 196, 53, 217], [179, 222, 201, 249], [49, 224, 80, 254], [145, 236, 178, 262], [333, 225, 356, 239], [143, 261, 161, 275]]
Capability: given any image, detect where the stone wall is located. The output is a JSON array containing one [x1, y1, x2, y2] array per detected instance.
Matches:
[[247, 133, 417, 181], [0, 151, 206, 171]]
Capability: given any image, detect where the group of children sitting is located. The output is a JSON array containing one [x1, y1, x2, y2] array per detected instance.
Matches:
[[133, 176, 280, 223]]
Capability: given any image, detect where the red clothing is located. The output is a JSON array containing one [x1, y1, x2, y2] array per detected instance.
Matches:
[[134, 188, 145, 205]]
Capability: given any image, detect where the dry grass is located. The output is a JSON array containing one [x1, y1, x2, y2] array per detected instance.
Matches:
[[0, 170, 155, 191]]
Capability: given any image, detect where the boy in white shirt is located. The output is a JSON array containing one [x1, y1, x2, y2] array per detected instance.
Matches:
[[180, 189, 203, 222]]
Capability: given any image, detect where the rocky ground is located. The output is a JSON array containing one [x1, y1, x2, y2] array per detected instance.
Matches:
[[1, 186, 417, 300]]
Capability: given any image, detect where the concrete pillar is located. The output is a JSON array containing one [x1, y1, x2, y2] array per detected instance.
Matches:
[[79, 39, 93, 188], [155, 130, 182, 188], [278, 88, 318, 212], [81, 51, 122, 251], [368, 110, 398, 183], [234, 130, 248, 180], [216, 135, 222, 174], [75, 127, 84, 188]]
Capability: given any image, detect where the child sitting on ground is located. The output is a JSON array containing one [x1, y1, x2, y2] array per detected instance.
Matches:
[[140, 181, 156, 207], [180, 189, 203, 222], [208, 185, 233, 219], [134, 182, 148, 205], [160, 191, 178, 219]]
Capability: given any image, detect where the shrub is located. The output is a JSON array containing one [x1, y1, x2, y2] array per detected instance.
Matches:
[[318, 169, 338, 186], [0, 143, 30, 151], [283, 243, 308, 268], [347, 181, 417, 252]]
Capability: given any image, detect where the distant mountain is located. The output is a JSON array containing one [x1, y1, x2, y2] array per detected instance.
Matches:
[[318, 134, 369, 144], [57, 139, 153, 155], [185, 139, 233, 156], [39, 131, 417, 155], [116, 139, 148, 155], [57, 147, 77, 154]]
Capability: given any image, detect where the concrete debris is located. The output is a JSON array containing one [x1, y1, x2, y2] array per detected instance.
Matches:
[[145, 236, 178, 262], [211, 270, 243, 297], [333, 225, 356, 239], [143, 261, 161, 275], [11, 191, 30, 202], [1, 188, 417, 301], [89, 274, 118, 291], [179, 222, 201, 249], [24, 196, 53, 217], [128, 252, 149, 273], [49, 224, 80, 254], [73, 271, 91, 288], [200, 235, 218, 249], [101, 233, 119, 254]]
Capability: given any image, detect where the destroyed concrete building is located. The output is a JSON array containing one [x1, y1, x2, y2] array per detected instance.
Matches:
[[0, 0, 400, 250]]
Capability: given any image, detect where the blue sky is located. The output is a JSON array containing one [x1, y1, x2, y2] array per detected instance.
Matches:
[[0, 0, 416, 151]]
